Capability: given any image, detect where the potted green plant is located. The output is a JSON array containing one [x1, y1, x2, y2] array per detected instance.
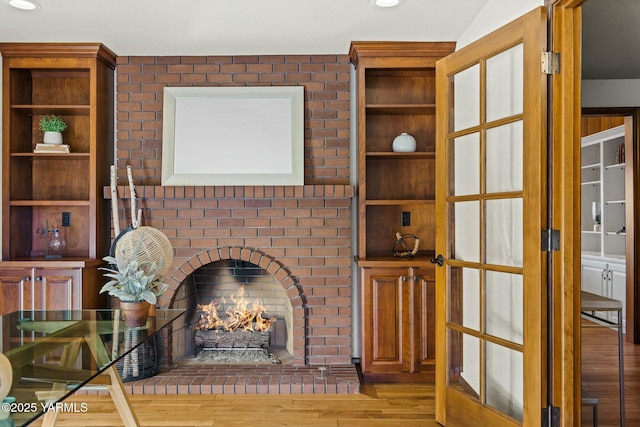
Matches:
[[100, 236, 169, 327], [39, 114, 68, 145]]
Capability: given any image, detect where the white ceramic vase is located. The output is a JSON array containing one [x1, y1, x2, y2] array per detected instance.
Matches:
[[392, 132, 416, 152], [43, 131, 63, 145]]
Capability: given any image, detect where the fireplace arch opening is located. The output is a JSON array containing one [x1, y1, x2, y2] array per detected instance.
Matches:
[[167, 247, 306, 365]]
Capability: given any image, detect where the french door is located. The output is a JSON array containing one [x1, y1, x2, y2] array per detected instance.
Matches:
[[434, 7, 548, 426]]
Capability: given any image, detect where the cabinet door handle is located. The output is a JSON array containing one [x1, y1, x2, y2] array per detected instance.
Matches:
[[34, 276, 42, 282], [23, 276, 30, 282], [402, 276, 408, 282], [414, 276, 420, 282]]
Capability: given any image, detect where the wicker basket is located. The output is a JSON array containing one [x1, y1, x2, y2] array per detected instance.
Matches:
[[113, 330, 163, 382]]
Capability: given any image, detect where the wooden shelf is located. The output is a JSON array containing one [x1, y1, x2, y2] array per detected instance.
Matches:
[[0, 43, 115, 261], [11, 104, 91, 115], [365, 104, 436, 115], [356, 253, 437, 267], [9, 200, 90, 207], [351, 41, 453, 383], [365, 199, 435, 206], [365, 151, 435, 159], [11, 152, 90, 158]]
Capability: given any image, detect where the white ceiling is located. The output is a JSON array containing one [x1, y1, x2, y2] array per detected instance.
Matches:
[[0, 0, 489, 56], [1, 0, 637, 79]]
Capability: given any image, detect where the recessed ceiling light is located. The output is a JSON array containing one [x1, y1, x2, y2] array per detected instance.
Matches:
[[8, 0, 39, 10], [372, 0, 403, 7]]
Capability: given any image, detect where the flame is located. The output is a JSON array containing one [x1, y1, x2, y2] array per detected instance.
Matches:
[[196, 286, 275, 332]]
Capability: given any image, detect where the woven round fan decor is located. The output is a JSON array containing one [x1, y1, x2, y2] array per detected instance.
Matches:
[[114, 226, 173, 276]]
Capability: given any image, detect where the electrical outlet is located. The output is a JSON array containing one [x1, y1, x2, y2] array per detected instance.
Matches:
[[62, 212, 71, 227], [401, 211, 410, 227]]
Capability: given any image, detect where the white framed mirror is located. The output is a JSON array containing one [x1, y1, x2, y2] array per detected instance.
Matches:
[[161, 86, 304, 186]]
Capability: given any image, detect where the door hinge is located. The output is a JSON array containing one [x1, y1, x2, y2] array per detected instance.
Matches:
[[541, 51, 560, 74], [541, 229, 560, 252], [542, 405, 560, 427]]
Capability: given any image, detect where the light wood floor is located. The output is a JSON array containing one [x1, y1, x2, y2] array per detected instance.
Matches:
[[34, 383, 437, 427], [27, 325, 639, 427]]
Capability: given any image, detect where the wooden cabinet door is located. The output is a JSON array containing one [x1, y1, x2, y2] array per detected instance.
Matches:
[[413, 267, 436, 379], [0, 269, 32, 314], [34, 269, 81, 310], [361, 267, 410, 379]]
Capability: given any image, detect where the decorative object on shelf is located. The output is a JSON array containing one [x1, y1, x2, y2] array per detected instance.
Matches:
[[39, 114, 68, 145], [615, 143, 625, 164], [36, 220, 66, 259], [34, 143, 70, 154], [392, 132, 416, 152], [393, 232, 420, 257], [49, 229, 66, 253], [592, 201, 601, 232]]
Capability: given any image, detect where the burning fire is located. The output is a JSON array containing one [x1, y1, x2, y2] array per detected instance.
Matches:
[[196, 286, 275, 332]]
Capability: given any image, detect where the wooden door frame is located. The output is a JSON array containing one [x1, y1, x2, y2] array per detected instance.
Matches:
[[547, 0, 583, 425], [581, 107, 639, 345], [551, 2, 640, 425]]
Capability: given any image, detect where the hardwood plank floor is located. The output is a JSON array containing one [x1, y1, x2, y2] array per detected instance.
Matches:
[[582, 323, 640, 427], [31, 383, 437, 427], [25, 325, 639, 426]]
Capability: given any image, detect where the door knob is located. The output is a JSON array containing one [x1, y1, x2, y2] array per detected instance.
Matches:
[[431, 254, 444, 267]]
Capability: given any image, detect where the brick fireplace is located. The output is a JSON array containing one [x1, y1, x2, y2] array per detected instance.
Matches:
[[103, 53, 358, 393], [188, 256, 295, 361], [105, 184, 359, 393], [175, 246, 303, 364]]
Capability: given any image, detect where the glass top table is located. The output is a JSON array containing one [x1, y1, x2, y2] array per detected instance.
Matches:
[[0, 309, 185, 426]]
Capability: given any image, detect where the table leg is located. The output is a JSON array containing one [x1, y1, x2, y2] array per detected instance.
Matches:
[[83, 320, 141, 427], [39, 339, 83, 427], [618, 314, 625, 427], [40, 407, 59, 427], [105, 365, 140, 427]]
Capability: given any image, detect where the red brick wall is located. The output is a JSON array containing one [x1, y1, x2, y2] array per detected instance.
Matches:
[[112, 54, 355, 366], [115, 54, 351, 186]]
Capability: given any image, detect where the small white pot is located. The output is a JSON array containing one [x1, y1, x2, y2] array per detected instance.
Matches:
[[43, 131, 63, 145], [392, 132, 416, 152]]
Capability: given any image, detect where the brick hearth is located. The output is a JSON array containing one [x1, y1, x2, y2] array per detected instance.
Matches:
[[118, 364, 360, 395], [76, 362, 360, 396]]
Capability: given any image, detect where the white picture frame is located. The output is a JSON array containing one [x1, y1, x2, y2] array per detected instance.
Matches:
[[161, 86, 304, 186]]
